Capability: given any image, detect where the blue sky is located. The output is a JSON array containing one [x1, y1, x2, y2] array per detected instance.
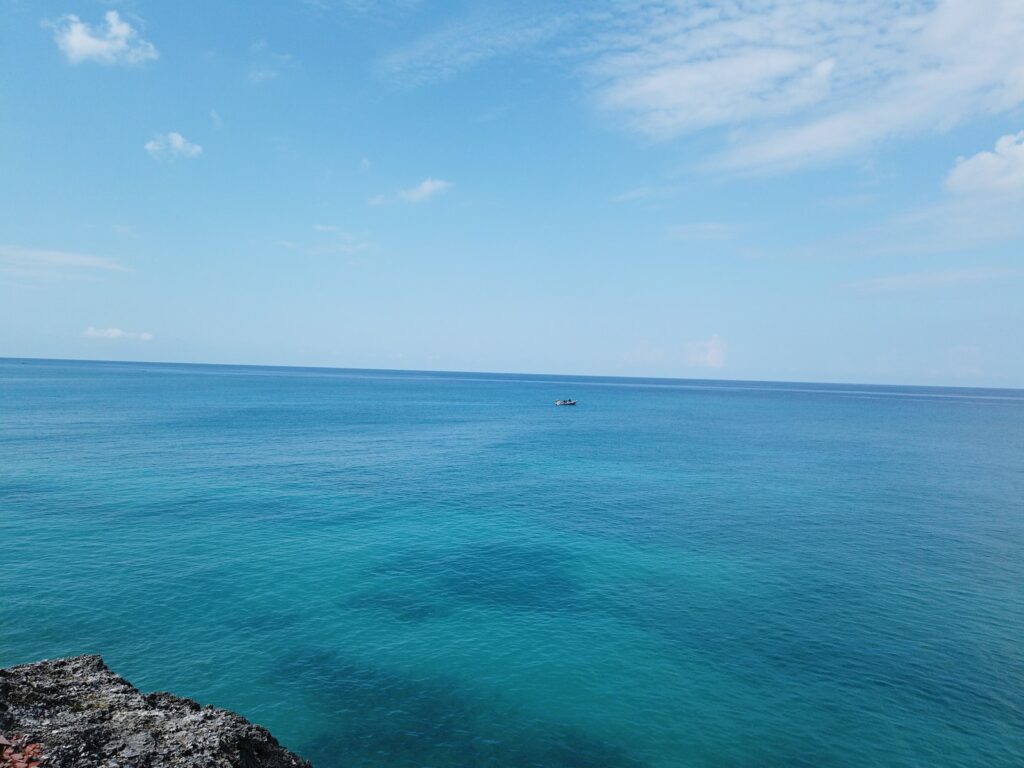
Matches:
[[2, 0, 1023, 386]]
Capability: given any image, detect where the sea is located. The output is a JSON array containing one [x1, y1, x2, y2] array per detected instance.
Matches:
[[1, 357, 1022, 767]]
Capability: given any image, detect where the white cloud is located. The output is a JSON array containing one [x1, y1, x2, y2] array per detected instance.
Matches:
[[51, 11, 158, 65], [399, 177, 453, 202], [145, 132, 202, 160], [849, 267, 1024, 293], [0, 244, 127, 279], [83, 327, 153, 341], [946, 131, 1024, 195], [313, 224, 338, 232], [371, 177, 453, 204], [685, 333, 726, 369], [210, 110, 224, 129]]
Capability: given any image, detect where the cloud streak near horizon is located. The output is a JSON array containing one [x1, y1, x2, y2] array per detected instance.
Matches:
[[83, 327, 154, 341], [686, 334, 726, 369]]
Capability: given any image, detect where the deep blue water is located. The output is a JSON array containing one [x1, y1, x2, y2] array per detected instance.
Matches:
[[1, 358, 1022, 767]]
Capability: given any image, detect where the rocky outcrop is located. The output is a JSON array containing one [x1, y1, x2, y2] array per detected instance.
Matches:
[[0, 655, 311, 768]]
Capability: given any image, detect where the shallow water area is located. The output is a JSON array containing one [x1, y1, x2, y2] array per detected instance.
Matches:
[[2, 358, 1023, 767]]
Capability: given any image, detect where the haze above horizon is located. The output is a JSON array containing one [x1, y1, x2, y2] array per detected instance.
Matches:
[[2, 1, 1023, 387]]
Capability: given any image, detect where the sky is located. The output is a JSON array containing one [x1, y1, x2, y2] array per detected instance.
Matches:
[[2, 0, 1023, 386]]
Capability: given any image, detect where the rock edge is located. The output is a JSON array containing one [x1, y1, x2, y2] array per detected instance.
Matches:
[[0, 655, 311, 768]]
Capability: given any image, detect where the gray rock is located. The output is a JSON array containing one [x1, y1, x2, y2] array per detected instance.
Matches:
[[0, 655, 312, 767]]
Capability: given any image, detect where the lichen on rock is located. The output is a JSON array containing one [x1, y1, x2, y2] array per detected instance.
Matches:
[[0, 655, 311, 767]]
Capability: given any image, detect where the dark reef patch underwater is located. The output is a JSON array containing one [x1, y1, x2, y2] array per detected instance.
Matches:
[[273, 649, 646, 768], [1, 359, 1022, 767]]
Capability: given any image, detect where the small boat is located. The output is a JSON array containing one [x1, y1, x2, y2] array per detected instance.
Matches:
[[555, 399, 577, 406]]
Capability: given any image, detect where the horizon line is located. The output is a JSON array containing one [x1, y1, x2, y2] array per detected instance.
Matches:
[[2, 355, 1022, 394]]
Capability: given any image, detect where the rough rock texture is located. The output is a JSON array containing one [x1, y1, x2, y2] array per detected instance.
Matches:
[[0, 655, 311, 768]]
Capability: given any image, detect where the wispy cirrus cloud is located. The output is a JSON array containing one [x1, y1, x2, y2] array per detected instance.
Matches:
[[50, 11, 158, 65], [83, 327, 153, 341], [378, 9, 569, 84], [667, 222, 733, 241], [145, 132, 202, 160], [782, 129, 1024, 260], [277, 228, 374, 258], [597, 0, 1024, 171], [0, 245, 127, 279], [370, 177, 453, 205], [248, 41, 296, 84], [613, 186, 673, 203], [308, 231, 373, 256], [301, 0, 422, 19], [849, 267, 1024, 293], [590, 2, 843, 139], [383, 1, 1024, 172]]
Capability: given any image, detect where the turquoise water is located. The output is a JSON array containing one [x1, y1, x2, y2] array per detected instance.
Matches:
[[1, 358, 1022, 767]]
